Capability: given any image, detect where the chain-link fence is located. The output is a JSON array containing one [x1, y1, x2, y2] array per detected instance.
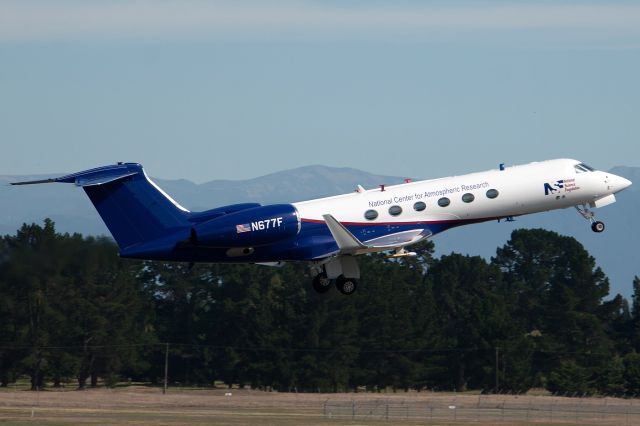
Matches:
[[323, 394, 640, 424]]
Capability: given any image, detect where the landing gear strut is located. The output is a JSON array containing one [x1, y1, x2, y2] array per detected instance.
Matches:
[[310, 256, 360, 295], [575, 204, 605, 233]]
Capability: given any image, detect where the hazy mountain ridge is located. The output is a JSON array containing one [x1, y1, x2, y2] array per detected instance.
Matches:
[[1, 165, 637, 297]]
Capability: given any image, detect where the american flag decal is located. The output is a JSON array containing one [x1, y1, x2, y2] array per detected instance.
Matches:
[[236, 223, 251, 233]]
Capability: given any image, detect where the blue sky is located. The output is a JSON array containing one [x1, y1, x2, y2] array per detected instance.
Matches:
[[1, 1, 639, 182]]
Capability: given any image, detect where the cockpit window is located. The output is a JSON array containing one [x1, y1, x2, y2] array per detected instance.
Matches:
[[575, 163, 595, 173], [580, 163, 595, 171]]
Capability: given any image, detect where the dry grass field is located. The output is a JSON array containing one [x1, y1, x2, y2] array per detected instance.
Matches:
[[1, 385, 640, 425]]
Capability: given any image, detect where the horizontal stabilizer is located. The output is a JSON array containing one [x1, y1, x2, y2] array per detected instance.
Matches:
[[10, 178, 57, 185], [10, 163, 140, 187]]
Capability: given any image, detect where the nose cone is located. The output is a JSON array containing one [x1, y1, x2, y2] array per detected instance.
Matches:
[[609, 174, 632, 193]]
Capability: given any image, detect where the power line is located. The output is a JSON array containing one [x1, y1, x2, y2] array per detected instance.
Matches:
[[0, 342, 617, 356]]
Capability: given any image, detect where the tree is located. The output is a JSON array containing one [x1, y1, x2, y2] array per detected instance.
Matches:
[[142, 262, 220, 385], [0, 236, 21, 386], [427, 253, 510, 391], [629, 277, 640, 352], [547, 360, 592, 395], [0, 221, 156, 389], [623, 352, 640, 394], [3, 220, 64, 390], [492, 229, 616, 393], [353, 253, 424, 391]]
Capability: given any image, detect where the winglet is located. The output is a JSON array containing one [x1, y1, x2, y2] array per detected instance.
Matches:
[[322, 214, 366, 253]]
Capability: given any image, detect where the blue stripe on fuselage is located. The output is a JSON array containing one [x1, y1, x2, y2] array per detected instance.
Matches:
[[144, 217, 487, 263]]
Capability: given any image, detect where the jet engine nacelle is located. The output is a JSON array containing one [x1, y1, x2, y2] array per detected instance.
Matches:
[[192, 204, 300, 247]]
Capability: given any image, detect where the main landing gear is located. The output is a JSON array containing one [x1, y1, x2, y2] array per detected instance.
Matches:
[[575, 204, 605, 233], [311, 271, 358, 295], [312, 272, 332, 294], [311, 256, 359, 295], [335, 275, 358, 295]]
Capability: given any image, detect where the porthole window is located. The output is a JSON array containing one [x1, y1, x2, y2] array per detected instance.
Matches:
[[413, 201, 426, 211], [438, 197, 450, 207], [486, 189, 499, 199], [389, 205, 403, 216], [364, 209, 378, 220], [462, 193, 475, 203]]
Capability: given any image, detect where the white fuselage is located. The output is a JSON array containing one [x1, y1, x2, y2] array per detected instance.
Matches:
[[293, 159, 630, 229]]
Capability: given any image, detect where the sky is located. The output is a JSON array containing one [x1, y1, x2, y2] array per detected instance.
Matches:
[[1, 1, 639, 182]]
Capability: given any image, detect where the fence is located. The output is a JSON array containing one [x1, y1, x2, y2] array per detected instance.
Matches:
[[323, 394, 640, 424]]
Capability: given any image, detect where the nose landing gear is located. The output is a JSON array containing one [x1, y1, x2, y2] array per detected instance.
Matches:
[[575, 204, 605, 233]]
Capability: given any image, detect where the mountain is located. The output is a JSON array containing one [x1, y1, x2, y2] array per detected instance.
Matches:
[[0, 165, 400, 238], [1, 165, 637, 298]]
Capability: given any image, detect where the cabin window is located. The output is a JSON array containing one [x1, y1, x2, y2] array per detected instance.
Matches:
[[389, 205, 403, 216], [438, 197, 450, 207], [486, 189, 499, 199], [462, 193, 475, 203], [413, 201, 426, 211], [364, 209, 378, 220]]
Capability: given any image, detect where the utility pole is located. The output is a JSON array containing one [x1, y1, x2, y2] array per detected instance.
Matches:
[[495, 347, 499, 392], [163, 343, 169, 395]]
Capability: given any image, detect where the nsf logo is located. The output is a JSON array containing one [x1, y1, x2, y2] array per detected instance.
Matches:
[[543, 180, 564, 195]]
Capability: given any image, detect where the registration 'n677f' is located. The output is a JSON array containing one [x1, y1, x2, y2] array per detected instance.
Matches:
[[252, 217, 283, 231]]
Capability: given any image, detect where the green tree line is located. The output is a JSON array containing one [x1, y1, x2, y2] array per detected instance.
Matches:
[[1, 219, 639, 394]]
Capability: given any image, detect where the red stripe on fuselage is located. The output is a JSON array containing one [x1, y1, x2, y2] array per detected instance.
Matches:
[[300, 217, 502, 226]]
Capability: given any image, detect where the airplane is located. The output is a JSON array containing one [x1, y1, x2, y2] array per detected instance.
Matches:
[[12, 159, 632, 295]]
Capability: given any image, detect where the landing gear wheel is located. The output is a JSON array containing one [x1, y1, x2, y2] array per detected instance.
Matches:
[[335, 275, 357, 295], [575, 205, 605, 233], [312, 273, 332, 294]]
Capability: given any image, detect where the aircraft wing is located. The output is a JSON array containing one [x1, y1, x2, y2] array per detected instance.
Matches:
[[322, 214, 430, 256]]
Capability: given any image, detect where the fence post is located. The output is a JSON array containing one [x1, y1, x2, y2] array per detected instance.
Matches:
[[385, 403, 389, 421], [163, 343, 169, 395], [495, 347, 499, 391], [626, 399, 630, 426], [352, 400, 356, 420]]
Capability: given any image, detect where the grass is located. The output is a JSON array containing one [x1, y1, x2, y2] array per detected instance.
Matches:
[[0, 385, 638, 425]]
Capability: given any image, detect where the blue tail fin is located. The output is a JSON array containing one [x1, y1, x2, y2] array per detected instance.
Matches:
[[12, 163, 190, 249], [82, 165, 190, 249]]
